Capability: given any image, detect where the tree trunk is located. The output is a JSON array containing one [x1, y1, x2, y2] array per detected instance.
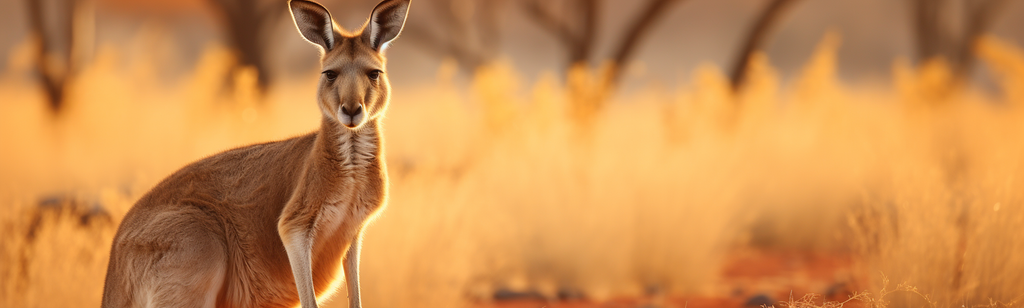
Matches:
[[911, 0, 947, 62], [606, 0, 683, 88], [728, 0, 801, 90], [210, 0, 282, 91], [568, 0, 598, 66], [25, 0, 76, 112], [954, 0, 1010, 77]]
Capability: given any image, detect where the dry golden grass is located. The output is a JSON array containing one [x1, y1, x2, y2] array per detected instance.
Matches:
[[2, 33, 1024, 308]]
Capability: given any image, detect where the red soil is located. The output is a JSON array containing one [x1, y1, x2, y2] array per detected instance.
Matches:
[[476, 248, 864, 308]]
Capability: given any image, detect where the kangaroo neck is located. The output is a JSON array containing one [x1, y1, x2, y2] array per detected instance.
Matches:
[[314, 117, 382, 173]]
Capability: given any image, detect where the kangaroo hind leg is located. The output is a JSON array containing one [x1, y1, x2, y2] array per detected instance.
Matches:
[[143, 230, 227, 308], [123, 211, 228, 308]]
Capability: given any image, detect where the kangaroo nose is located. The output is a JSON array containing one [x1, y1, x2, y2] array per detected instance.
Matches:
[[341, 104, 362, 116]]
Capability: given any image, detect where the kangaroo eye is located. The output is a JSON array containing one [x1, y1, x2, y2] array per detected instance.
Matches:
[[322, 71, 338, 81], [367, 70, 381, 81]]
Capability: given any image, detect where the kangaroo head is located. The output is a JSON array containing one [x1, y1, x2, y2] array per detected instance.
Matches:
[[290, 0, 410, 129]]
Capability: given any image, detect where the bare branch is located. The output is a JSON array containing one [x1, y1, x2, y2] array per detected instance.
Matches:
[[910, 0, 949, 61], [606, 0, 683, 87], [208, 0, 284, 90], [522, 0, 599, 66], [966, 0, 1010, 33], [522, 0, 579, 52], [401, 0, 502, 72], [477, 0, 502, 57], [431, 0, 469, 46], [729, 0, 802, 90], [572, 0, 598, 64], [401, 23, 487, 71], [25, 0, 76, 112], [906, 0, 1012, 80], [955, 0, 1011, 75]]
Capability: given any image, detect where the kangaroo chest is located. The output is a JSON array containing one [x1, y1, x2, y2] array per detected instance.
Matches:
[[313, 128, 385, 248], [316, 176, 381, 240], [298, 128, 386, 300], [236, 130, 387, 307]]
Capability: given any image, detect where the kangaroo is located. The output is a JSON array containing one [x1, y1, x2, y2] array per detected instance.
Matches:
[[100, 0, 410, 307]]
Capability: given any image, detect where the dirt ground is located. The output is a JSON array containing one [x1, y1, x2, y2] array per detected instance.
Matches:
[[476, 249, 864, 308]]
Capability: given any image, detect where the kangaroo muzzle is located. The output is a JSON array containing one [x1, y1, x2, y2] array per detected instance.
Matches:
[[339, 103, 365, 128]]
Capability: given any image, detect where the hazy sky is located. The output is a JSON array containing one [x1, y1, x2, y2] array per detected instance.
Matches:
[[3, 0, 1024, 91]]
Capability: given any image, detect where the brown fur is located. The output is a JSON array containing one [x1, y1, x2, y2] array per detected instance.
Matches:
[[101, 1, 409, 307]]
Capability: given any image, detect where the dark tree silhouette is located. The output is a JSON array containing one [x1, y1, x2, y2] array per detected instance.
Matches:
[[607, 0, 679, 86], [728, 0, 802, 90], [523, 0, 683, 90], [521, 0, 683, 128], [402, 0, 505, 73], [523, 0, 598, 66], [912, 0, 946, 62], [907, 0, 1013, 295], [208, 0, 286, 91], [910, 0, 1012, 78], [25, 0, 78, 112]]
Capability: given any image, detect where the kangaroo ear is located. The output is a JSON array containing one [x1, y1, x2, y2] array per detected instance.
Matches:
[[290, 0, 337, 52], [362, 0, 410, 51]]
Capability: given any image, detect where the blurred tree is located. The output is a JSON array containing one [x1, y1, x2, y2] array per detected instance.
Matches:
[[25, 0, 93, 112], [523, 0, 597, 67], [401, 0, 505, 73], [521, 0, 683, 130], [911, 0, 1012, 78], [728, 0, 802, 90], [523, 0, 683, 90], [909, 0, 1013, 295], [208, 0, 285, 91], [607, 0, 679, 86]]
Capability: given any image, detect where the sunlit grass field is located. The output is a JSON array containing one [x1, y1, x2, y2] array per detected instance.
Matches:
[[3, 34, 1024, 307]]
